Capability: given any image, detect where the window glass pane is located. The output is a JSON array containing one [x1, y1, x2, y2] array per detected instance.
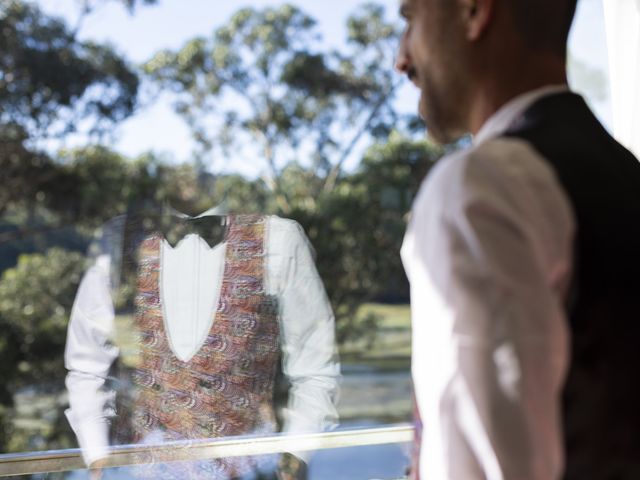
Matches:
[[568, 0, 612, 128], [1, 1, 415, 475], [1, 0, 616, 478], [306, 442, 410, 480]]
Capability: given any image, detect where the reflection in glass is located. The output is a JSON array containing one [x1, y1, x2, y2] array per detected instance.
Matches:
[[64, 206, 340, 479]]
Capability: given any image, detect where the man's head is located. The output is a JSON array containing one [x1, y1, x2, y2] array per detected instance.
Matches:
[[396, 0, 578, 144]]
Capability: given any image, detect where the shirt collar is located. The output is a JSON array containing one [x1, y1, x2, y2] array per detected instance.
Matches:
[[165, 202, 229, 219], [473, 84, 570, 145]]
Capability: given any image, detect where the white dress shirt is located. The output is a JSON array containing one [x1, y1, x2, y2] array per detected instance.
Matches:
[[401, 86, 576, 479], [65, 214, 340, 466]]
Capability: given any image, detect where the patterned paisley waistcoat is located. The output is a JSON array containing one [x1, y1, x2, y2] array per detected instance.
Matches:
[[116, 215, 281, 477]]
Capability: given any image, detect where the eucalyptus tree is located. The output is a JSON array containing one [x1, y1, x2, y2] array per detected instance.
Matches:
[[144, 3, 407, 213], [0, 0, 141, 219]]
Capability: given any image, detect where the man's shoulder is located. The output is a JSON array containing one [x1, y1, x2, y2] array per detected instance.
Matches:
[[263, 215, 316, 258], [418, 138, 547, 203]]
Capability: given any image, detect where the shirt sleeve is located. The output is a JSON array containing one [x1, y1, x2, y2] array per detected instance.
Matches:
[[64, 256, 119, 466], [267, 217, 341, 460], [406, 140, 574, 479]]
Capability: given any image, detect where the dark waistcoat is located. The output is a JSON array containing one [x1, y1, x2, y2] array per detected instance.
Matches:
[[504, 92, 640, 479]]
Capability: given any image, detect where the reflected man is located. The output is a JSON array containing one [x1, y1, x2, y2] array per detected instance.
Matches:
[[65, 208, 340, 479]]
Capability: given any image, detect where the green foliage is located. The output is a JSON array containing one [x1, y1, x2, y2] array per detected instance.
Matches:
[[0, 0, 139, 137], [0, 0, 140, 243], [0, 249, 85, 394], [50, 148, 220, 227], [144, 3, 408, 211], [0, 405, 10, 448], [208, 174, 276, 214], [347, 3, 397, 46], [143, 4, 324, 160], [0, 247, 84, 453], [50, 146, 134, 227], [288, 134, 443, 343], [0, 123, 56, 218]]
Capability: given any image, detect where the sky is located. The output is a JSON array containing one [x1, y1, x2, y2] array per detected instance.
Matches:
[[34, 0, 612, 175]]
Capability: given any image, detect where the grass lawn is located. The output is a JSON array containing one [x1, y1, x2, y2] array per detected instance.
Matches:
[[337, 303, 412, 423]]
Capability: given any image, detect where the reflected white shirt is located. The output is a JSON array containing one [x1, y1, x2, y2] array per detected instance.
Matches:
[[401, 86, 575, 479], [65, 215, 340, 465]]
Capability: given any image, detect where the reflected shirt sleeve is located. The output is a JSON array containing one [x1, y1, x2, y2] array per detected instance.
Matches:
[[64, 255, 118, 466], [268, 218, 341, 449]]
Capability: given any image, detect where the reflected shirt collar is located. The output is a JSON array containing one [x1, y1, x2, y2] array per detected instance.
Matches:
[[473, 84, 570, 145], [164, 201, 230, 220]]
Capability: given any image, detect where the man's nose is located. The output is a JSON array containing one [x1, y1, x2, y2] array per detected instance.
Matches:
[[395, 33, 411, 74]]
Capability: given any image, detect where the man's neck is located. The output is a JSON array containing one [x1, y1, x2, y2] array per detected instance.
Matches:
[[468, 55, 568, 135]]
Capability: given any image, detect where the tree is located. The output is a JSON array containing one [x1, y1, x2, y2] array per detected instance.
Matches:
[[144, 3, 410, 213], [0, 248, 85, 390], [0, 0, 139, 139], [0, 248, 86, 452], [0, 146, 225, 255], [0, 123, 55, 218], [290, 133, 443, 343], [0, 0, 144, 276], [142, 3, 436, 341], [0, 0, 141, 236]]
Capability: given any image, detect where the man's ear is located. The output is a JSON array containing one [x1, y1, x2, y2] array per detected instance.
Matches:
[[460, 0, 494, 41]]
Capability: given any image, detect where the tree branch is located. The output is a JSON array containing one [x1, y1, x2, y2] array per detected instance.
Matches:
[[322, 79, 402, 193]]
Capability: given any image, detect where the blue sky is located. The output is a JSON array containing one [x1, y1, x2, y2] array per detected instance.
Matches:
[[35, 0, 611, 175]]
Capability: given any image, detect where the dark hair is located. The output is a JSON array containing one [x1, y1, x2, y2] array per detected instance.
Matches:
[[508, 0, 578, 56]]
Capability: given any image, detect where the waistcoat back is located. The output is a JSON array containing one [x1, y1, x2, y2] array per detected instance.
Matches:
[[504, 93, 640, 479]]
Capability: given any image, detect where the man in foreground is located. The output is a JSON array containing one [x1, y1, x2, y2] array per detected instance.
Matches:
[[396, 0, 640, 478]]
